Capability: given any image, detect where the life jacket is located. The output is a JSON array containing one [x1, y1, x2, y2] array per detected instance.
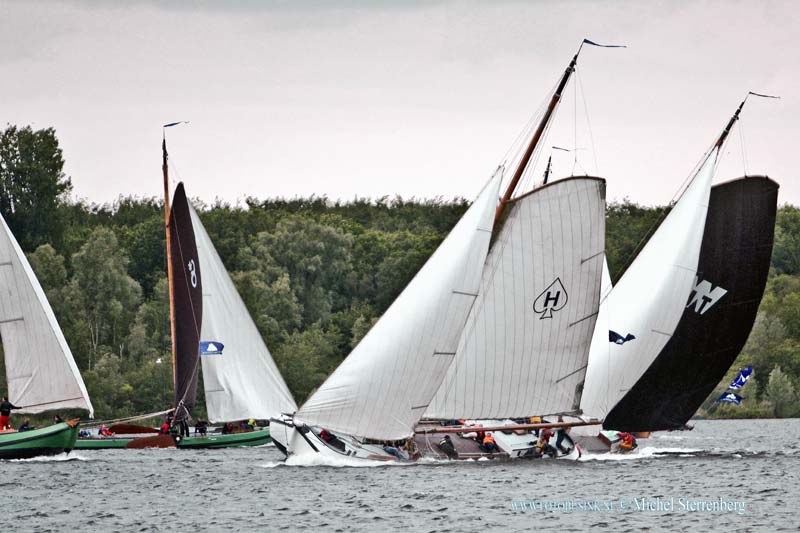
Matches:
[[483, 434, 495, 446]]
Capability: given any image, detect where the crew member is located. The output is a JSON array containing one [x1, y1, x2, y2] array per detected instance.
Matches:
[[18, 419, 31, 432], [0, 396, 19, 430], [479, 432, 500, 454], [437, 434, 459, 459], [617, 432, 636, 451]]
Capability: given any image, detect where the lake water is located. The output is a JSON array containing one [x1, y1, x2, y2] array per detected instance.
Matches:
[[2, 419, 797, 531]]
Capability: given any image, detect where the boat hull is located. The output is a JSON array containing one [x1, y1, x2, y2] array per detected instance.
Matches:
[[176, 428, 271, 449], [74, 437, 133, 450], [0, 422, 79, 460], [270, 417, 398, 462]]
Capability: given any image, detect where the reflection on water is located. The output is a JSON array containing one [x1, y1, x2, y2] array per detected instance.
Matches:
[[3, 419, 798, 531]]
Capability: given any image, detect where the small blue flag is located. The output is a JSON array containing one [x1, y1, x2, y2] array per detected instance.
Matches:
[[717, 392, 743, 405], [609, 330, 636, 345], [200, 341, 224, 355], [728, 366, 753, 390]]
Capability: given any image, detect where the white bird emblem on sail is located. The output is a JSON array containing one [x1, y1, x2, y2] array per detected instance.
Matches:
[[686, 278, 727, 315]]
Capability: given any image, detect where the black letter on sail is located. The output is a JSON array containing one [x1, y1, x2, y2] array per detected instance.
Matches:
[[533, 278, 568, 319]]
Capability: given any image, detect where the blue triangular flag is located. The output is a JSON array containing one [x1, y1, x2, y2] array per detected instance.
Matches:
[[200, 341, 224, 355]]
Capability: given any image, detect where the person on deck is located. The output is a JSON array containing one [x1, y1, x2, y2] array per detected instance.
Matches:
[[479, 433, 500, 454], [1, 396, 19, 430], [437, 434, 459, 460], [99, 425, 114, 437], [319, 429, 346, 452], [194, 420, 208, 436], [383, 441, 407, 461], [18, 419, 31, 432], [159, 422, 170, 435], [555, 416, 571, 454], [617, 432, 637, 452], [531, 428, 557, 458]]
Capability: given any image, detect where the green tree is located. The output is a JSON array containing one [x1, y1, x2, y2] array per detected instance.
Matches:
[[0, 125, 72, 250], [69, 228, 142, 368], [765, 366, 799, 418]]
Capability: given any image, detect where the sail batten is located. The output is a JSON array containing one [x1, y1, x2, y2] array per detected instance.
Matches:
[[189, 204, 297, 423], [295, 174, 502, 440], [426, 177, 606, 419], [0, 214, 93, 416]]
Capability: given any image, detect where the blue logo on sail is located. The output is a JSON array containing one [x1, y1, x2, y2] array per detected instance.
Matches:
[[200, 341, 224, 355], [728, 366, 753, 390], [717, 392, 743, 405], [609, 330, 636, 345]]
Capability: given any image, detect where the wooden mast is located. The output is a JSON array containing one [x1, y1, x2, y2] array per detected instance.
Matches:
[[493, 50, 581, 226], [162, 136, 178, 394]]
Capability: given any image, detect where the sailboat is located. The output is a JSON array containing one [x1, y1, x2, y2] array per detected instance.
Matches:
[[0, 212, 94, 459], [576, 96, 777, 449], [271, 41, 614, 463], [77, 135, 297, 450]]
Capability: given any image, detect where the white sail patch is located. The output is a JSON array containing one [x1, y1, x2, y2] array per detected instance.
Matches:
[[0, 214, 93, 417], [295, 173, 502, 440], [190, 204, 297, 423], [427, 177, 606, 420], [686, 278, 727, 315]]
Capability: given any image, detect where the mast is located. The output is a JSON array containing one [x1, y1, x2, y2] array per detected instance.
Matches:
[[162, 136, 178, 394], [714, 99, 745, 150], [494, 51, 579, 225]]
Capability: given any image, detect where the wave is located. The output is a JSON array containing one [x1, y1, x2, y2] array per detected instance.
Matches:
[[580, 446, 704, 462], [9, 452, 90, 463]]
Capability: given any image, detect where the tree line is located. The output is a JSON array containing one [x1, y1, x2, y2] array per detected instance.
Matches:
[[1, 125, 798, 421]]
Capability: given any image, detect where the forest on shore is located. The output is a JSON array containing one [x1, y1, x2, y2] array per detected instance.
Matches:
[[1, 125, 799, 422]]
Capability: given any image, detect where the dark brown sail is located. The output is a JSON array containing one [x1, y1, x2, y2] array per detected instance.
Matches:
[[169, 182, 203, 417], [603, 176, 778, 431]]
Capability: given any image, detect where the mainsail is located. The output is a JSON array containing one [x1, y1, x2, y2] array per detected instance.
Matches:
[[426, 177, 606, 419], [295, 174, 502, 440], [580, 149, 718, 421], [168, 183, 203, 416], [0, 213, 93, 416], [602, 177, 778, 431], [189, 203, 298, 422]]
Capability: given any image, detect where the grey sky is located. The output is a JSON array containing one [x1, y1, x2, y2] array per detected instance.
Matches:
[[1, 0, 797, 207]]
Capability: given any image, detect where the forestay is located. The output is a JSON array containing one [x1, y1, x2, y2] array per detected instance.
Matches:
[[0, 213, 93, 416], [189, 204, 297, 423], [296, 174, 502, 440], [580, 150, 718, 420], [426, 177, 606, 419]]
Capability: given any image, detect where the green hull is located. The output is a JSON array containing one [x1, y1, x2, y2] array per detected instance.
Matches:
[[74, 437, 134, 450], [0, 422, 79, 460], [177, 428, 271, 449]]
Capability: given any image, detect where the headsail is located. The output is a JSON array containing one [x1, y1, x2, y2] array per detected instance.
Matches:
[[601, 177, 778, 431], [426, 177, 606, 419], [0, 213, 93, 416], [189, 203, 298, 422], [296, 173, 502, 440], [168, 183, 203, 417], [580, 150, 717, 421]]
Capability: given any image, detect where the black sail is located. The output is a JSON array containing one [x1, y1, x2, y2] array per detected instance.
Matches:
[[169, 182, 203, 417], [603, 176, 778, 431]]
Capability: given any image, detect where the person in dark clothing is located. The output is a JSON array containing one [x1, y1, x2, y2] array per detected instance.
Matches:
[[319, 429, 346, 452], [478, 433, 501, 454], [179, 418, 190, 438], [194, 420, 208, 436], [437, 435, 459, 459], [18, 419, 31, 432], [1, 397, 19, 430]]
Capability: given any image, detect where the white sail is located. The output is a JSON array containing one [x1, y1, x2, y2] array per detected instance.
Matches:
[[580, 150, 717, 420], [0, 214, 93, 416], [426, 177, 606, 419], [189, 205, 297, 422], [296, 174, 502, 440]]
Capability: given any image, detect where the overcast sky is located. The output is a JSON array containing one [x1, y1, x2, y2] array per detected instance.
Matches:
[[1, 0, 797, 207]]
